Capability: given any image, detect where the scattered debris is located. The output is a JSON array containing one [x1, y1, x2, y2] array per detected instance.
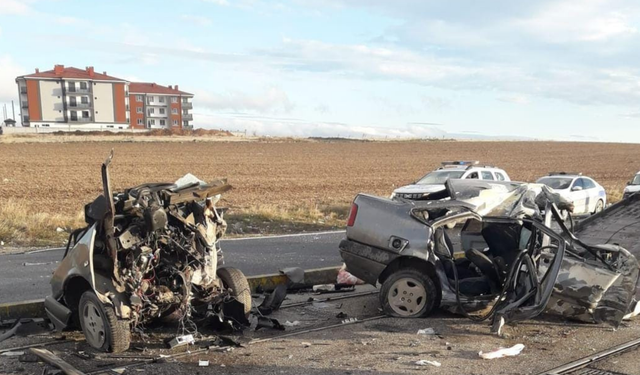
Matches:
[[29, 348, 85, 375], [417, 328, 436, 335], [313, 284, 335, 293], [336, 312, 348, 319], [257, 284, 287, 315], [0, 318, 52, 343], [624, 301, 640, 321], [415, 359, 442, 367], [284, 321, 300, 327], [301, 342, 312, 348], [341, 318, 358, 324], [167, 334, 195, 349], [1, 351, 25, 356], [479, 343, 525, 359], [18, 353, 40, 363], [23, 261, 57, 266], [255, 317, 286, 331], [280, 267, 305, 284], [112, 368, 126, 374], [55, 227, 65, 233], [199, 360, 210, 367]]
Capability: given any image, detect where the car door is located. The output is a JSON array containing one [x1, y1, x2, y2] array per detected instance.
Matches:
[[581, 178, 599, 212], [570, 178, 587, 214]]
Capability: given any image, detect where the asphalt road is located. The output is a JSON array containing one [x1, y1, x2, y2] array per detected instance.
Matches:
[[0, 231, 345, 304]]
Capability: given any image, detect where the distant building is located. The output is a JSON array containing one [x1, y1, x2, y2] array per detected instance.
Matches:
[[15, 65, 193, 130], [129, 82, 193, 129]]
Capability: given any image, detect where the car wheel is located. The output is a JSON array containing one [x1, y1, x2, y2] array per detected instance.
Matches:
[[217, 267, 252, 317], [380, 268, 438, 318], [593, 199, 604, 214], [78, 291, 130, 353]]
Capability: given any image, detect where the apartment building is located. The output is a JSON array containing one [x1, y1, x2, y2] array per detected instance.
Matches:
[[15, 65, 130, 129], [129, 83, 194, 129], [15, 65, 194, 130]]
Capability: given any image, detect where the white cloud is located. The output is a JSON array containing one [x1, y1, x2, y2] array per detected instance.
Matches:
[[195, 88, 295, 114], [0, 56, 26, 103], [180, 14, 213, 27], [498, 95, 530, 105], [0, 0, 31, 15], [201, 0, 229, 5]]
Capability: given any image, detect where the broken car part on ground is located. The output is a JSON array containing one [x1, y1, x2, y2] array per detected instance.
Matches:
[[339, 179, 640, 333], [44, 151, 251, 352]]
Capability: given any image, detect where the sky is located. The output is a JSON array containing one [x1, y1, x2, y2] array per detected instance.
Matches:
[[0, 0, 639, 142]]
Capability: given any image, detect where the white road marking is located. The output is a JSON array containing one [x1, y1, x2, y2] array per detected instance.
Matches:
[[221, 230, 345, 242]]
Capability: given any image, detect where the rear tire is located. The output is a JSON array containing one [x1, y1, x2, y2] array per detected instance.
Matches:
[[380, 268, 438, 318], [78, 291, 130, 353], [217, 267, 252, 318]]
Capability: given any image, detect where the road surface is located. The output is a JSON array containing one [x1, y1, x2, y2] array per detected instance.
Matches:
[[0, 231, 345, 304]]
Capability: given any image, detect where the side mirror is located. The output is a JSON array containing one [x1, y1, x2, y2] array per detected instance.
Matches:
[[627, 182, 632, 185], [571, 186, 583, 192]]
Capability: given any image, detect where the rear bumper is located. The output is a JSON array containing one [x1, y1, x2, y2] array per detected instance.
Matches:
[[339, 239, 396, 285], [44, 295, 72, 331]]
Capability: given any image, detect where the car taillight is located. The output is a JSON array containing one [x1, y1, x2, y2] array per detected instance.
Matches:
[[347, 203, 358, 227]]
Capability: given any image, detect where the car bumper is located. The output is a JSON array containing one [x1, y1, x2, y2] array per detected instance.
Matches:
[[339, 239, 395, 285]]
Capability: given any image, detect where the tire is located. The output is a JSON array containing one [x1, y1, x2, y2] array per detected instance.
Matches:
[[379, 268, 438, 318], [217, 267, 252, 317], [593, 199, 604, 215], [78, 291, 130, 353]]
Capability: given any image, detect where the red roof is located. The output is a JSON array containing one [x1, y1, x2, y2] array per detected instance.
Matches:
[[20, 65, 126, 82], [129, 82, 192, 95]]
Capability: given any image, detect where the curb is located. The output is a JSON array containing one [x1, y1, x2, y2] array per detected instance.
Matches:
[[0, 266, 341, 321]]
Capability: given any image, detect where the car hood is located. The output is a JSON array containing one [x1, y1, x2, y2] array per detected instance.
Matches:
[[625, 185, 640, 193], [394, 184, 446, 194]]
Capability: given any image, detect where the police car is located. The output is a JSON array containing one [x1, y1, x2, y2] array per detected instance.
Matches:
[[536, 173, 606, 215], [623, 171, 640, 199], [391, 161, 511, 200]]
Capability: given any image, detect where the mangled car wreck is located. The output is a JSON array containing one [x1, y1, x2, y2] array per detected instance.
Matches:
[[339, 179, 639, 333], [45, 151, 251, 352]]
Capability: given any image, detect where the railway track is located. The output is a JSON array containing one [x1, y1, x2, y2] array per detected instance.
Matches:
[[538, 337, 640, 375]]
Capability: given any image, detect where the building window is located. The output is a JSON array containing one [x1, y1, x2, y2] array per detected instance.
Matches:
[[23, 115, 29, 122], [68, 82, 76, 92], [148, 119, 155, 127], [182, 97, 188, 103], [182, 109, 188, 115], [82, 111, 90, 118], [173, 119, 178, 126], [136, 95, 143, 102], [81, 96, 89, 104], [171, 97, 178, 103], [69, 96, 77, 107], [160, 119, 166, 126], [136, 107, 143, 113], [70, 111, 78, 121], [147, 96, 154, 104], [148, 108, 155, 115], [159, 108, 165, 115], [159, 96, 165, 103], [171, 108, 178, 114], [80, 82, 88, 90], [183, 120, 189, 126], [137, 118, 143, 125]]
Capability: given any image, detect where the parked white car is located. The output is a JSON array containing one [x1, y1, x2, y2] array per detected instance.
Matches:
[[536, 173, 606, 215], [623, 172, 640, 199], [391, 161, 511, 200]]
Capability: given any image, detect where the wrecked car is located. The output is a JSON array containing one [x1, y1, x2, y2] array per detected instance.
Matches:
[[45, 151, 251, 352], [339, 179, 639, 333]]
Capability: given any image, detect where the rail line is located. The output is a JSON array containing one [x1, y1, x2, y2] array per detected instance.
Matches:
[[538, 337, 640, 375]]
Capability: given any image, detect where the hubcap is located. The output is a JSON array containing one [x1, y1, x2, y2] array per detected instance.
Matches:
[[388, 277, 427, 317], [596, 201, 604, 213], [82, 300, 106, 349]]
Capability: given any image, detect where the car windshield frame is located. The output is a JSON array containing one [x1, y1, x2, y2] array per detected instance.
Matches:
[[416, 170, 465, 185], [632, 174, 640, 185], [537, 177, 574, 190]]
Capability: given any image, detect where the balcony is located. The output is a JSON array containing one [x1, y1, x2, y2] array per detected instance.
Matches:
[[21, 102, 28, 108], [182, 114, 193, 121], [182, 102, 193, 109], [69, 102, 92, 108], [67, 87, 90, 94], [69, 116, 92, 122], [20, 88, 27, 94]]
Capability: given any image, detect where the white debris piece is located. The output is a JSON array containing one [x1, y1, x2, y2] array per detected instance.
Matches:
[[1, 351, 25, 356], [301, 342, 312, 348], [55, 227, 65, 233], [168, 334, 195, 349], [284, 321, 300, 327], [313, 284, 335, 292], [624, 301, 640, 321], [112, 368, 126, 374], [199, 360, 210, 367], [336, 264, 364, 285], [417, 328, 436, 335], [479, 343, 525, 360], [415, 360, 441, 367]]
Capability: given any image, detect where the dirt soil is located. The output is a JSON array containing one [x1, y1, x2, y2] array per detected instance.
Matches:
[[2, 288, 640, 375]]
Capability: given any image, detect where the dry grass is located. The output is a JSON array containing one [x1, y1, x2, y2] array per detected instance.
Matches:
[[0, 199, 84, 246], [0, 140, 638, 246]]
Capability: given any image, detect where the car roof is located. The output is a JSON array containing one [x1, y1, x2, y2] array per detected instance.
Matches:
[[539, 175, 596, 180], [438, 166, 505, 172]]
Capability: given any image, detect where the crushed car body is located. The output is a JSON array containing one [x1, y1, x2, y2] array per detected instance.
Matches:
[[45, 151, 251, 352], [339, 179, 639, 333]]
